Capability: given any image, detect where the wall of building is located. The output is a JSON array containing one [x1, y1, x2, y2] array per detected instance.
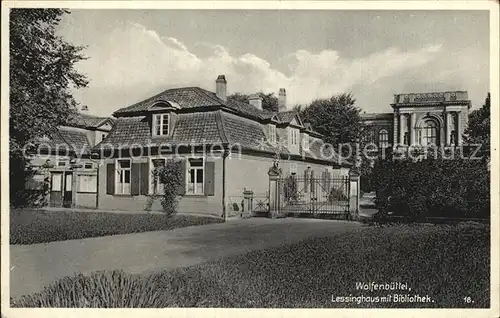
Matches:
[[225, 153, 347, 197], [24, 154, 98, 208], [397, 105, 469, 145], [225, 152, 349, 215], [97, 155, 224, 216], [28, 151, 349, 216], [76, 193, 97, 208], [365, 103, 470, 147]]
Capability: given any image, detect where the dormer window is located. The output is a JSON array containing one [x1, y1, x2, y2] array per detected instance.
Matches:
[[153, 113, 170, 136], [268, 124, 276, 144], [303, 133, 309, 150], [289, 128, 299, 146]]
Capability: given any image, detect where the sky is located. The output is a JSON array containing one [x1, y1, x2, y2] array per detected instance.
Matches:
[[57, 10, 490, 117]]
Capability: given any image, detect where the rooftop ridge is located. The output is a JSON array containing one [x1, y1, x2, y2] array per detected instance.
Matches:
[[394, 90, 468, 95]]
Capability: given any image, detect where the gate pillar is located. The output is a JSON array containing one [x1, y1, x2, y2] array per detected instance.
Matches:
[[242, 189, 254, 218], [268, 162, 282, 218], [348, 170, 360, 220]]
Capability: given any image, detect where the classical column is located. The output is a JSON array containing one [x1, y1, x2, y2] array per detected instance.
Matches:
[[445, 111, 451, 145], [348, 170, 360, 220], [399, 113, 405, 145], [410, 113, 416, 145], [393, 112, 398, 147], [456, 111, 462, 144]]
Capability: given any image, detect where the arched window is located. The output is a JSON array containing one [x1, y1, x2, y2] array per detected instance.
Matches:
[[378, 129, 389, 148], [423, 120, 438, 146]]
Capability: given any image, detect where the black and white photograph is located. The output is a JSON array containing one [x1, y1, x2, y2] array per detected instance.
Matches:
[[1, 1, 498, 316]]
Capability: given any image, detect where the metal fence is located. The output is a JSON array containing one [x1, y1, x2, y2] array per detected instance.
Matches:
[[276, 175, 350, 218]]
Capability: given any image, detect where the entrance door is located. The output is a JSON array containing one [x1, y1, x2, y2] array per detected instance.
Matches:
[[63, 172, 73, 208], [49, 172, 63, 207]]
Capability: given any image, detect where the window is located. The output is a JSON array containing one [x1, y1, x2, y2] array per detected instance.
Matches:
[[116, 159, 131, 194], [268, 125, 276, 144], [290, 163, 297, 175], [450, 130, 456, 145], [152, 113, 170, 136], [151, 158, 166, 194], [368, 130, 375, 143], [57, 160, 68, 167], [303, 133, 309, 150], [187, 158, 204, 195], [403, 132, 409, 145], [51, 173, 62, 191], [416, 128, 422, 145], [65, 174, 72, 191], [378, 129, 389, 148], [423, 120, 438, 146], [289, 129, 299, 145], [78, 174, 97, 193], [84, 163, 93, 169]]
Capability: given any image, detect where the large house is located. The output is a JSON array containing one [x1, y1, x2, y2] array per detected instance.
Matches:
[[93, 75, 351, 217], [25, 112, 114, 208], [361, 91, 471, 150]]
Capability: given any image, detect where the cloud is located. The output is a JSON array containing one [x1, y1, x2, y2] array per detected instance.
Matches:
[[75, 22, 486, 116]]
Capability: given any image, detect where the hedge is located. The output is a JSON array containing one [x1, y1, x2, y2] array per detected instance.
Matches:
[[371, 149, 490, 218]]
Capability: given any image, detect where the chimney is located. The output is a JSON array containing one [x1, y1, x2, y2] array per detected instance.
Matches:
[[216, 75, 227, 101], [248, 94, 263, 110], [278, 88, 286, 112]]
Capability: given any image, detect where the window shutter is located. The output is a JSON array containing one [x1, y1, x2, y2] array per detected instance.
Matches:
[[205, 161, 215, 196], [152, 114, 157, 136], [304, 169, 309, 193], [140, 162, 149, 195], [176, 159, 186, 195], [322, 170, 326, 190], [168, 114, 174, 136], [131, 163, 140, 196], [310, 170, 315, 193], [106, 163, 115, 195], [326, 171, 331, 193]]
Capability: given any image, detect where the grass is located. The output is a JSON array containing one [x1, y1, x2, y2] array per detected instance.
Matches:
[[10, 209, 223, 245], [12, 222, 490, 308]]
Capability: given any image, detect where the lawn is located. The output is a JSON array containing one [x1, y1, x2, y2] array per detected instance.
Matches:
[[10, 209, 223, 245], [12, 222, 490, 308]]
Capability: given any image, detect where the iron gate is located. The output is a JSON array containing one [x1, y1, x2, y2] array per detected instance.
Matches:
[[276, 175, 350, 219]]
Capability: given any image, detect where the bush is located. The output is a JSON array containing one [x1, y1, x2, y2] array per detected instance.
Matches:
[[372, 151, 490, 218], [156, 159, 183, 217], [328, 187, 348, 202], [232, 203, 240, 211], [11, 270, 167, 307], [283, 176, 298, 202]]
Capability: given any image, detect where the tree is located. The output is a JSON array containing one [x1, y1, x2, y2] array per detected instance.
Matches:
[[464, 92, 490, 151], [292, 104, 304, 112], [228, 92, 279, 112], [10, 9, 88, 204], [299, 93, 363, 149]]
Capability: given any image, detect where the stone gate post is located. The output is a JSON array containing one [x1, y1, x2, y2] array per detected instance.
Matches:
[[348, 170, 360, 220], [242, 189, 254, 218], [268, 165, 282, 218]]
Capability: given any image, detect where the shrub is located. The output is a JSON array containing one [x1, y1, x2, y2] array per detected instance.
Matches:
[[156, 159, 183, 217], [11, 270, 167, 308], [232, 203, 240, 211]]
